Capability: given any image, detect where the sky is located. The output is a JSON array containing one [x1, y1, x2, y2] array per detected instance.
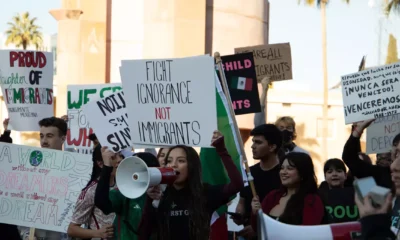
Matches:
[[0, 0, 399, 91]]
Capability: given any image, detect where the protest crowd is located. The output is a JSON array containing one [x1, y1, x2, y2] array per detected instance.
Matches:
[[0, 43, 399, 240]]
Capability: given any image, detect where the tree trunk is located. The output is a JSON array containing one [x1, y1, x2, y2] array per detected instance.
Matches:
[[22, 40, 27, 50], [321, 0, 329, 163]]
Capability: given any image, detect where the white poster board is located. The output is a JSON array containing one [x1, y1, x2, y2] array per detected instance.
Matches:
[[0, 50, 54, 131], [82, 91, 132, 152], [66, 84, 122, 154], [0, 142, 92, 232], [366, 114, 400, 154], [341, 62, 400, 124], [120, 56, 217, 147]]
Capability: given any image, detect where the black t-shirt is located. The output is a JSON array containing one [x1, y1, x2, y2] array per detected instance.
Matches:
[[391, 197, 400, 231], [239, 163, 281, 221], [160, 184, 230, 240], [319, 187, 359, 223]]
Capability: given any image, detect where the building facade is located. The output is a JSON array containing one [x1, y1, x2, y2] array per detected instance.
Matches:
[[0, 0, 366, 182]]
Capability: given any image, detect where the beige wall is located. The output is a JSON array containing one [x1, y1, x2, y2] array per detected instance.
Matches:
[[239, 86, 368, 182], [109, 0, 144, 83], [7, 1, 365, 183], [208, 0, 269, 55]]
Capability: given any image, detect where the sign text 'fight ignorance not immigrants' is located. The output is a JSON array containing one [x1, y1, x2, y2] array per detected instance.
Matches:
[[120, 56, 217, 147]]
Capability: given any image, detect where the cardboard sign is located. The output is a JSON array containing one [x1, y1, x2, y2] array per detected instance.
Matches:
[[66, 84, 122, 154], [341, 62, 400, 124], [120, 56, 217, 147], [0, 50, 54, 131], [82, 91, 131, 152], [218, 52, 261, 115], [0, 142, 92, 232], [234, 43, 292, 82], [366, 114, 400, 154]]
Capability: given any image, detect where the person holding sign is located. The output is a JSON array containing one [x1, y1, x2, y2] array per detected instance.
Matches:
[[95, 150, 160, 240], [318, 159, 359, 223], [28, 116, 69, 240], [250, 152, 325, 226], [342, 119, 392, 189], [68, 144, 116, 239], [0, 118, 21, 240], [138, 131, 244, 240]]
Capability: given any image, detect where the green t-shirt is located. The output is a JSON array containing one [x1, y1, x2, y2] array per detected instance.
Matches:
[[109, 189, 146, 240]]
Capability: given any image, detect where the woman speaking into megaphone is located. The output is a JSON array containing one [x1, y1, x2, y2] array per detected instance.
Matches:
[[138, 130, 244, 240]]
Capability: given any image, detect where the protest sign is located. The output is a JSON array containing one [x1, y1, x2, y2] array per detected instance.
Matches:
[[120, 56, 217, 147], [66, 84, 122, 154], [234, 43, 292, 82], [341, 62, 400, 124], [366, 114, 400, 154], [82, 91, 132, 152], [320, 187, 359, 223], [0, 142, 92, 232], [218, 52, 261, 115], [0, 50, 54, 131]]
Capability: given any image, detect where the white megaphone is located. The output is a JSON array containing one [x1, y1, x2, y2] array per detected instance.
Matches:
[[116, 156, 177, 205], [257, 210, 361, 240]]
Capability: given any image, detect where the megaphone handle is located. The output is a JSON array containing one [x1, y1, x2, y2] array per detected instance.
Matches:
[[152, 199, 160, 208]]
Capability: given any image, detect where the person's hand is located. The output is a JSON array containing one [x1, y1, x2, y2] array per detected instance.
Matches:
[[211, 130, 223, 145], [95, 224, 114, 239], [101, 146, 116, 167], [230, 212, 244, 225], [3, 118, 9, 131], [355, 193, 392, 218], [147, 185, 162, 200], [251, 196, 261, 214], [60, 115, 68, 122], [352, 119, 374, 137], [261, 76, 271, 91], [237, 225, 256, 239]]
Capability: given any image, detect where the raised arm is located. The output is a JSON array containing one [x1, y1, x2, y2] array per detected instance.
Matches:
[[212, 135, 244, 198], [95, 166, 119, 214], [94, 147, 122, 214], [253, 77, 270, 127], [342, 120, 375, 178], [0, 118, 12, 143]]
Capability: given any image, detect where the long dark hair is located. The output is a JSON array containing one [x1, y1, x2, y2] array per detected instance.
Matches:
[[157, 145, 210, 240], [83, 144, 103, 190], [279, 152, 318, 225]]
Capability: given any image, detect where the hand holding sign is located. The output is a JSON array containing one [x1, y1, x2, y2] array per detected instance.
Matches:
[[101, 146, 117, 167], [355, 192, 392, 218], [3, 118, 9, 131], [251, 195, 261, 214], [353, 119, 375, 137], [211, 130, 223, 145]]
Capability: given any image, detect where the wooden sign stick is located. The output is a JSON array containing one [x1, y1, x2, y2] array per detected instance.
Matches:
[[28, 227, 35, 240]]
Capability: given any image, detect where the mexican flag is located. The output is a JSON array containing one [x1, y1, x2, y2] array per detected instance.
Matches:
[[231, 76, 253, 91], [200, 73, 247, 238]]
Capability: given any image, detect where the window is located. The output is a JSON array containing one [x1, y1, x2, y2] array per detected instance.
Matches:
[[316, 118, 335, 139]]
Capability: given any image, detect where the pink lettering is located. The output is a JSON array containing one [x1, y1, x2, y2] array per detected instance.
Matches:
[[0, 171, 68, 197]]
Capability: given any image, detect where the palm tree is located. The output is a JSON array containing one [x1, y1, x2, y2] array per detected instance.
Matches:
[[5, 12, 43, 50], [298, 0, 350, 162], [386, 0, 400, 15], [386, 34, 399, 64]]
